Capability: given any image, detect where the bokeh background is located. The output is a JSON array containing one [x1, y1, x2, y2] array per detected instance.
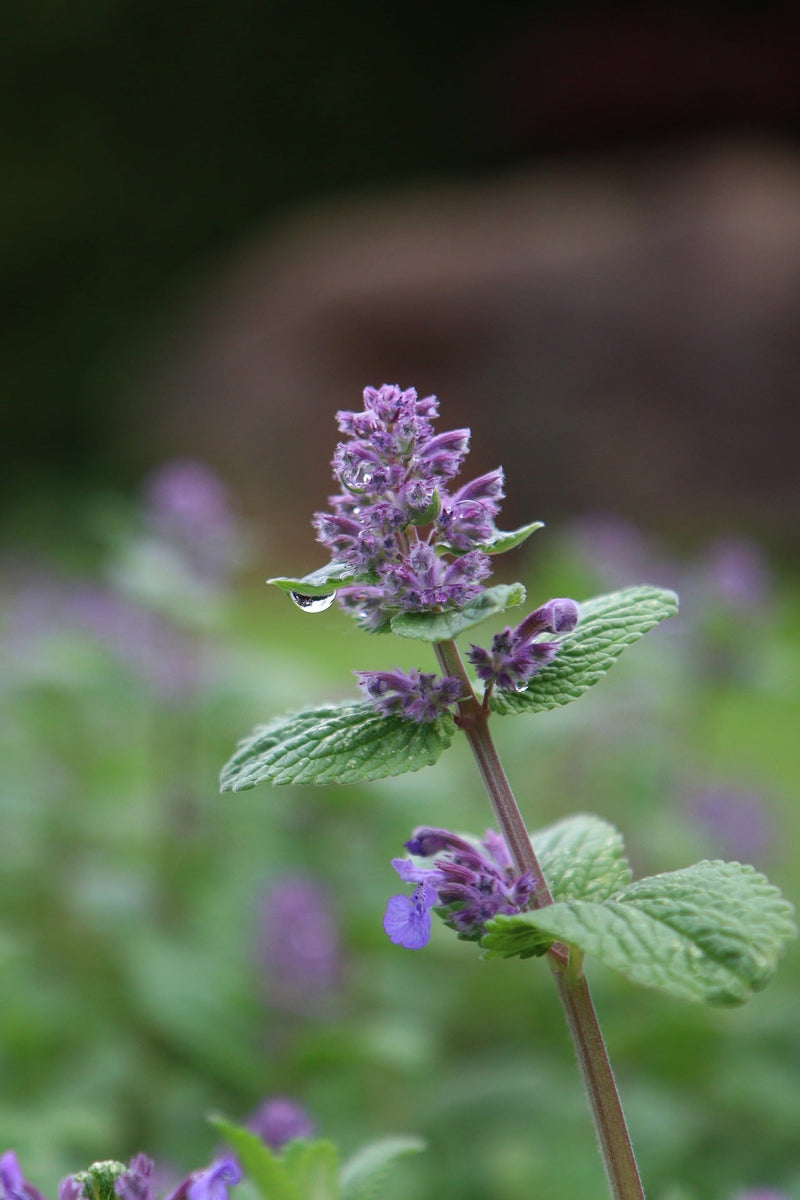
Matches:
[[2, 2, 800, 1198]]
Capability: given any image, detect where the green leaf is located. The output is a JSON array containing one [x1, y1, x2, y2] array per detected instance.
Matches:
[[536, 814, 633, 903], [490, 584, 679, 716], [441, 521, 544, 556], [390, 583, 526, 642], [268, 562, 357, 596], [210, 1116, 299, 1200], [481, 521, 545, 554], [339, 1137, 425, 1200], [482, 815, 632, 959], [220, 703, 455, 790], [492, 861, 797, 1005], [283, 1141, 340, 1200]]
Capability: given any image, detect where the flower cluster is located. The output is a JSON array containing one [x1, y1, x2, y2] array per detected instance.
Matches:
[[467, 598, 580, 693], [0, 1154, 241, 1200], [383, 827, 537, 949], [355, 667, 463, 723], [314, 385, 503, 631]]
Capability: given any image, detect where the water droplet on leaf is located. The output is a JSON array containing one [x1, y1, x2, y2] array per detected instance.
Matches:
[[290, 591, 337, 613]]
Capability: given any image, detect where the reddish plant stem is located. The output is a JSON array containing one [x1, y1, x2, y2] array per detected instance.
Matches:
[[433, 637, 646, 1200]]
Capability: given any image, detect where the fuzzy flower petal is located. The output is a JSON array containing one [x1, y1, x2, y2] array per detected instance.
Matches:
[[383, 881, 438, 949]]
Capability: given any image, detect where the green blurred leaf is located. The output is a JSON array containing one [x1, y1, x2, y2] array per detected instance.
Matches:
[[390, 583, 526, 642], [268, 562, 357, 596], [483, 814, 632, 959], [283, 1140, 340, 1200], [210, 1117, 299, 1200], [339, 1137, 425, 1200], [489, 861, 797, 1005], [490, 585, 679, 716], [220, 703, 455, 790]]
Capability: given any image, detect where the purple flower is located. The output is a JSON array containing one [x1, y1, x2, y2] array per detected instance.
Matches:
[[142, 460, 241, 587], [437, 470, 505, 551], [165, 1160, 242, 1200], [704, 536, 773, 613], [247, 1097, 315, 1150], [685, 784, 776, 864], [380, 542, 492, 613], [115, 1158, 154, 1200], [184, 1160, 242, 1200], [1, 1153, 47, 1200], [356, 667, 463, 723], [383, 880, 439, 949], [256, 876, 341, 1014], [384, 827, 537, 949], [2, 1157, 241, 1200], [468, 597, 579, 693], [733, 1191, 789, 1200], [313, 384, 506, 631]]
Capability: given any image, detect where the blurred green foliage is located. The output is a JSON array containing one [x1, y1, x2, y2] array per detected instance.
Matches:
[[1, 488, 798, 1200]]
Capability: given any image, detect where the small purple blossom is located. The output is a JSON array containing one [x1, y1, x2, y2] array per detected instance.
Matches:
[[184, 1160, 242, 1200], [384, 827, 537, 948], [247, 1097, 315, 1150], [468, 597, 580, 693], [115, 1157, 154, 1200], [356, 667, 463, 723], [383, 880, 438, 949]]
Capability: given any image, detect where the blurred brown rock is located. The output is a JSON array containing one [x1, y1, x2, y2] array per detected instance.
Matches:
[[129, 137, 800, 561]]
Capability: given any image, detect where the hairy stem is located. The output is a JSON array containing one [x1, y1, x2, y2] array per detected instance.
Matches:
[[434, 637, 646, 1200]]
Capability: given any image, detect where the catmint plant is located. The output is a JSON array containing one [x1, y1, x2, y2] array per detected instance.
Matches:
[[222, 384, 796, 1200]]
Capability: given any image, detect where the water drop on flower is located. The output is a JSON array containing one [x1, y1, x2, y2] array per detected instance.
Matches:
[[341, 463, 373, 492], [290, 591, 337, 613]]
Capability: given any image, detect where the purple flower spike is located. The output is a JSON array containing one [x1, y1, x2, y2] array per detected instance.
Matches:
[[385, 827, 537, 948], [468, 596, 580, 694], [313, 383, 510, 631], [248, 1097, 314, 1150], [356, 667, 462, 723]]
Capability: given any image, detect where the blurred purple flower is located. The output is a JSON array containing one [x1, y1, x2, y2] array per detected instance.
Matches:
[[143, 460, 241, 586], [256, 875, 341, 1014], [685, 784, 776, 864], [2, 1157, 241, 1200], [247, 1097, 314, 1150], [703, 536, 773, 613], [1, 1153, 47, 1200], [115, 1157, 154, 1200], [566, 513, 663, 588], [733, 1190, 789, 1199], [2, 573, 200, 700]]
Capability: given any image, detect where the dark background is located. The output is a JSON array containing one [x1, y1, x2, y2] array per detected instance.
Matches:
[[4, 0, 800, 553]]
